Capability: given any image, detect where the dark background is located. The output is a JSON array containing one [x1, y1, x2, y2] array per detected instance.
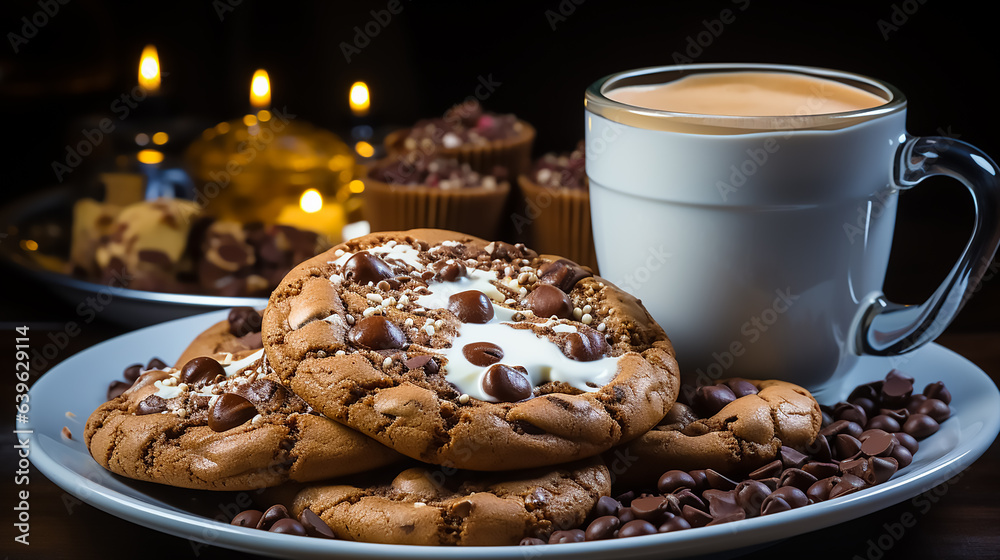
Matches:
[[1, 0, 998, 329]]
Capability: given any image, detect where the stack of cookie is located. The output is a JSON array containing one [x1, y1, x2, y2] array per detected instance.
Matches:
[[85, 228, 829, 546]]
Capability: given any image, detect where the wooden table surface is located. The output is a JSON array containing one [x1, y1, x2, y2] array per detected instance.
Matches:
[[2, 311, 998, 559]]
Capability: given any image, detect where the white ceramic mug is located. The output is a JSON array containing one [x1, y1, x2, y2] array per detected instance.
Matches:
[[585, 63, 1000, 399]]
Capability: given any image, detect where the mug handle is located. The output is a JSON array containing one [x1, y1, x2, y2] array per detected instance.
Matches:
[[856, 136, 1000, 355]]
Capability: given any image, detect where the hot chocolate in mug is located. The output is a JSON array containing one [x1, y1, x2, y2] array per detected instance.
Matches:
[[584, 63, 1000, 399]]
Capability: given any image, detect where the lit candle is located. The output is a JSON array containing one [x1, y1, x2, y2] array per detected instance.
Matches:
[[251, 69, 271, 110], [349, 81, 370, 117], [138, 44, 161, 94], [276, 188, 346, 237]]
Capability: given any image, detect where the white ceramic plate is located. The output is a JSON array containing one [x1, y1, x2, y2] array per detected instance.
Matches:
[[26, 310, 1000, 559]]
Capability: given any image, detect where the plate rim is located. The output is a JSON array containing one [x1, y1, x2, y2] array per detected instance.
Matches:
[[25, 310, 1000, 559]]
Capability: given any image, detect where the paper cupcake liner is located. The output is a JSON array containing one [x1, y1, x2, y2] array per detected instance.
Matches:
[[362, 174, 511, 240], [517, 175, 598, 272]]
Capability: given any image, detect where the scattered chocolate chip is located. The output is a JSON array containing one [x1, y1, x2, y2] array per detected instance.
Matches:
[[526, 284, 573, 319], [801, 461, 840, 479], [107, 380, 131, 401], [725, 379, 759, 398], [922, 381, 952, 405], [630, 496, 671, 523], [880, 370, 914, 408], [562, 328, 609, 362], [548, 529, 586, 544], [228, 306, 263, 336], [834, 402, 868, 426], [735, 480, 771, 518], [349, 316, 407, 350], [893, 432, 920, 454], [866, 414, 901, 433], [693, 384, 737, 417], [859, 430, 896, 458], [482, 364, 532, 402], [146, 357, 168, 371], [462, 341, 504, 367], [915, 398, 950, 423], [585, 516, 621, 541], [447, 290, 495, 324], [778, 468, 817, 493], [903, 413, 940, 439], [231, 509, 263, 528], [209, 393, 258, 432], [870, 456, 899, 484], [180, 356, 226, 389], [593, 496, 621, 518], [829, 473, 868, 499], [658, 470, 697, 493], [123, 363, 144, 383], [343, 252, 394, 285], [404, 355, 439, 375], [618, 520, 658, 538], [136, 395, 167, 415], [834, 434, 862, 460], [682, 505, 713, 528], [780, 446, 809, 469], [658, 515, 691, 533], [256, 505, 291, 531], [270, 518, 307, 535], [537, 258, 592, 293]]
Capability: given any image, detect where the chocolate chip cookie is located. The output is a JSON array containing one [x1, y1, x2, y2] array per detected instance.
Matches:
[[263, 229, 680, 471], [174, 307, 264, 366], [611, 379, 822, 486], [263, 457, 610, 545], [84, 351, 401, 490]]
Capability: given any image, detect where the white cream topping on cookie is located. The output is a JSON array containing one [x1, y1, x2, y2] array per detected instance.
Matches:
[[413, 268, 505, 309]]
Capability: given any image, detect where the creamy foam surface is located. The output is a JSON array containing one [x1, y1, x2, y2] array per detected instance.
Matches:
[[606, 72, 886, 117]]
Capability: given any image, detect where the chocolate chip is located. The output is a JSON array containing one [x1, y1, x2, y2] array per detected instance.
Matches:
[[658, 515, 691, 533], [616, 506, 636, 524], [256, 505, 290, 531], [349, 316, 407, 350], [146, 357, 168, 371], [801, 461, 840, 479], [526, 284, 573, 319], [404, 355, 439, 375], [537, 258, 592, 292], [705, 469, 739, 490], [682, 505, 713, 528], [820, 419, 864, 439], [725, 379, 759, 398], [135, 395, 167, 415], [735, 480, 771, 518], [209, 393, 258, 432], [482, 364, 532, 402], [462, 341, 504, 367], [915, 398, 950, 423], [769, 486, 809, 509], [693, 384, 737, 417], [658, 470, 697, 494], [663, 402, 698, 427], [806, 476, 839, 502], [630, 496, 671, 523], [903, 413, 940, 439], [871, 456, 899, 484], [703, 489, 743, 517], [431, 259, 466, 282], [859, 430, 896, 457], [548, 529, 586, 543], [834, 434, 862, 460], [231, 509, 263, 528], [123, 363, 143, 383], [562, 328, 609, 362], [877, 408, 909, 424], [180, 356, 226, 389], [343, 252, 394, 285], [447, 290, 494, 324], [618, 520, 658, 538], [270, 518, 307, 535], [840, 458, 876, 485], [829, 473, 868, 499], [893, 431, 920, 454], [593, 496, 622, 518], [880, 370, 914, 408], [487, 241, 523, 260], [780, 446, 809, 469], [585, 515, 621, 541], [834, 402, 868, 427], [524, 488, 550, 512], [107, 380, 131, 401], [779, 468, 818, 493], [228, 306, 262, 336], [866, 414, 901, 433], [922, 381, 952, 405], [889, 442, 913, 468], [805, 434, 833, 462], [905, 394, 928, 413]]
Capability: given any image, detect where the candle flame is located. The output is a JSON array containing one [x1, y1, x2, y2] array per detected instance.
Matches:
[[251, 69, 271, 109], [349, 81, 370, 116], [137, 149, 164, 165], [300, 189, 323, 213], [138, 45, 161, 92]]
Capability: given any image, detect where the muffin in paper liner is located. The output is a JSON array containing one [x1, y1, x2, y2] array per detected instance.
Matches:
[[361, 158, 510, 240], [515, 144, 597, 272], [384, 122, 535, 181]]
